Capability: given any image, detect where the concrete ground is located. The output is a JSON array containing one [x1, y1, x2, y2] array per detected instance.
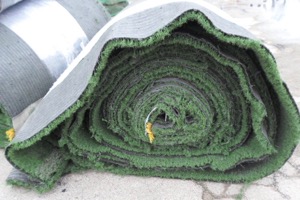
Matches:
[[1, 0, 300, 199]]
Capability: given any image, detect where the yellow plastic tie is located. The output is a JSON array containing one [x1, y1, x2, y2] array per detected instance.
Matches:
[[146, 122, 155, 144], [5, 128, 15, 142]]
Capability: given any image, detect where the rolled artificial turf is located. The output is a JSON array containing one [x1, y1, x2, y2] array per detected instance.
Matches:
[[3, 0, 300, 192], [0, 0, 111, 147]]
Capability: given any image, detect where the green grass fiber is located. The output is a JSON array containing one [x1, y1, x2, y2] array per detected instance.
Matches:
[[0, 105, 12, 148], [5, 11, 300, 192]]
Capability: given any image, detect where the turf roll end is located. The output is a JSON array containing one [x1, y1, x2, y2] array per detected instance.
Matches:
[[4, 0, 300, 192]]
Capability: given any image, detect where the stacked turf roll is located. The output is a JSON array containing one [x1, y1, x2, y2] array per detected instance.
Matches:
[[0, 0, 110, 148], [3, 0, 300, 192]]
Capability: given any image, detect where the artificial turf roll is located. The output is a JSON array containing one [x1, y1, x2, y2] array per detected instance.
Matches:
[[0, 0, 110, 148], [4, 0, 300, 192]]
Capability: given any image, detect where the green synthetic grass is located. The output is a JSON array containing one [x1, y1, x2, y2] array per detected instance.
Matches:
[[5, 10, 300, 192], [0, 106, 12, 148]]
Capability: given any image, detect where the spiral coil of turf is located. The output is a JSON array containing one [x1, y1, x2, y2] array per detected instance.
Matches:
[[3, 0, 300, 192]]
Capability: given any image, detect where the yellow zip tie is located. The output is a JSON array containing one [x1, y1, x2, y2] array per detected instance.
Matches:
[[145, 107, 157, 144], [146, 122, 155, 144], [5, 128, 15, 141]]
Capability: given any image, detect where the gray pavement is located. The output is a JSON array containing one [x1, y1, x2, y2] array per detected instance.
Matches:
[[1, 0, 300, 199], [1, 145, 299, 199]]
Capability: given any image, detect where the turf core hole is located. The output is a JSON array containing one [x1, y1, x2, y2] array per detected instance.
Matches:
[[155, 111, 173, 128]]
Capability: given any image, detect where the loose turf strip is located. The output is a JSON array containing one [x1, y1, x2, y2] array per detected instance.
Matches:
[[4, 0, 300, 192]]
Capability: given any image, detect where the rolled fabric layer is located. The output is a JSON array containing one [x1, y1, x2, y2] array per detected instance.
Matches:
[[0, 0, 110, 148], [4, 0, 300, 192]]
